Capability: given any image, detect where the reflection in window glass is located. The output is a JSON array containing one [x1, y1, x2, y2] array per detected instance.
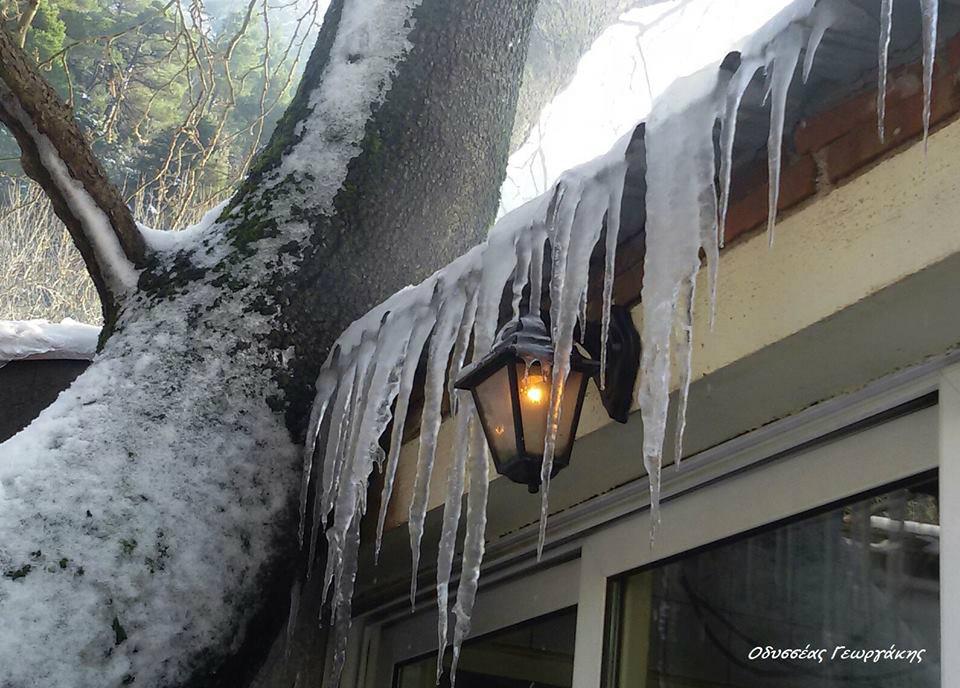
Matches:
[[605, 477, 940, 687], [395, 607, 576, 688]]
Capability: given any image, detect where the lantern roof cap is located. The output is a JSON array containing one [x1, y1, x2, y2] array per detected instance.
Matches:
[[455, 315, 598, 391]]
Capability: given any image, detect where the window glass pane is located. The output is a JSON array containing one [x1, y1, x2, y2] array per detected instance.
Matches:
[[396, 607, 577, 688], [605, 477, 940, 687]]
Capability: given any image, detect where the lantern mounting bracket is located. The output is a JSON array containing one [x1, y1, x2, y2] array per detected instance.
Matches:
[[581, 305, 641, 424]]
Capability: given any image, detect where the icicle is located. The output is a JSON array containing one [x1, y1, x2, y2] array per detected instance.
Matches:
[[543, 218, 593, 549], [671, 274, 696, 469], [328, 507, 362, 685], [474, 208, 526, 352], [307, 362, 357, 578], [322, 335, 378, 599], [639, 82, 720, 542], [323, 313, 413, 602], [320, 359, 362, 522], [803, 1, 838, 82], [449, 424, 490, 687], [351, 308, 422, 485], [408, 284, 469, 606], [375, 303, 437, 561], [577, 283, 589, 344], [435, 398, 474, 682], [697, 137, 720, 328], [920, 0, 939, 149], [539, 137, 630, 557], [765, 26, 803, 247], [318, 359, 394, 645], [441, 201, 544, 686], [878, 0, 894, 142], [446, 280, 479, 417], [299, 365, 338, 546], [537, 180, 581, 558], [510, 232, 533, 322], [718, 58, 762, 249], [528, 226, 547, 320], [600, 160, 626, 391], [285, 578, 302, 659]]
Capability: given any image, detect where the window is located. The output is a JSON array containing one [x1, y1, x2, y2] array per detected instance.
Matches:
[[355, 368, 951, 688], [603, 476, 940, 687], [395, 607, 578, 688]]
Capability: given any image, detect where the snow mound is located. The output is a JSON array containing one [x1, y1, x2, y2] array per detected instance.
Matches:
[[0, 319, 100, 367]]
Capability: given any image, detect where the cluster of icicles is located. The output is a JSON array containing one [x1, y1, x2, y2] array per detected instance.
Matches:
[[295, 1, 939, 684]]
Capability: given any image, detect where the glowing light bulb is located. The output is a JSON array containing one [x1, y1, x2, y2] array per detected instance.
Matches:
[[494, 424, 505, 436], [521, 374, 548, 405]]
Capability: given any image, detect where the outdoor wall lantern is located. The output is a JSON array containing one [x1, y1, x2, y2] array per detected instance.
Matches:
[[455, 308, 639, 493]]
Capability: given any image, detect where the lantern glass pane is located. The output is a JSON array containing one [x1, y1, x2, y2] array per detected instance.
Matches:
[[517, 363, 585, 460], [473, 365, 519, 464], [554, 369, 586, 460], [517, 362, 550, 456]]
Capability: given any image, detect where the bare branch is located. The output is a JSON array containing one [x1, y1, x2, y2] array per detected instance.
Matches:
[[0, 29, 146, 327], [14, 0, 39, 49]]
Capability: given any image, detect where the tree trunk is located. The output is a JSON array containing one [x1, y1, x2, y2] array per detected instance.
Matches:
[[0, 0, 640, 684], [0, 1, 537, 684]]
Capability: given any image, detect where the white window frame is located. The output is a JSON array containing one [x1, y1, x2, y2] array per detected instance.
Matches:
[[342, 356, 960, 688]]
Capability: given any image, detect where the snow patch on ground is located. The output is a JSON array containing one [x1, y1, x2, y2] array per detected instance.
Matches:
[[0, 319, 100, 367]]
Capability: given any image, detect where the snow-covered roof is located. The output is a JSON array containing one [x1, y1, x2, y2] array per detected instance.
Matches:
[[0, 319, 100, 367]]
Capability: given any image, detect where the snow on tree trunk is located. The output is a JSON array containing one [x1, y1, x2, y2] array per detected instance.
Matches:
[[0, 293, 299, 687], [0, 0, 546, 683]]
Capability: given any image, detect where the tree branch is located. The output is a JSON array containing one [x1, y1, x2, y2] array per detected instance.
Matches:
[[0, 29, 146, 327], [14, 0, 40, 48]]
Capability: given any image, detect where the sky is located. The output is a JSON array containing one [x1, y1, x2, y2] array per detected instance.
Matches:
[[498, 0, 804, 216]]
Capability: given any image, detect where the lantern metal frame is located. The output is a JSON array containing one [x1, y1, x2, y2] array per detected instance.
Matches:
[[455, 315, 599, 492]]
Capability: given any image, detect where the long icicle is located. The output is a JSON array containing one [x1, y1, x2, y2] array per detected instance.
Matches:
[[327, 504, 362, 686], [408, 284, 468, 606], [444, 214, 526, 677], [540, 137, 630, 558], [449, 425, 489, 687], [435, 397, 474, 682], [538, 180, 579, 559], [600, 160, 626, 390], [718, 58, 762, 248], [639, 84, 719, 543], [697, 131, 720, 328], [308, 360, 357, 579], [878, 0, 894, 142], [919, 0, 939, 149], [803, 0, 839, 83], [446, 279, 479, 417], [671, 273, 696, 469], [375, 301, 437, 561], [299, 364, 338, 546], [765, 25, 803, 247], [322, 334, 379, 600]]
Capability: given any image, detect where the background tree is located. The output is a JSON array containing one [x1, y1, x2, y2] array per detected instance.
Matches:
[[0, 0, 322, 226]]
